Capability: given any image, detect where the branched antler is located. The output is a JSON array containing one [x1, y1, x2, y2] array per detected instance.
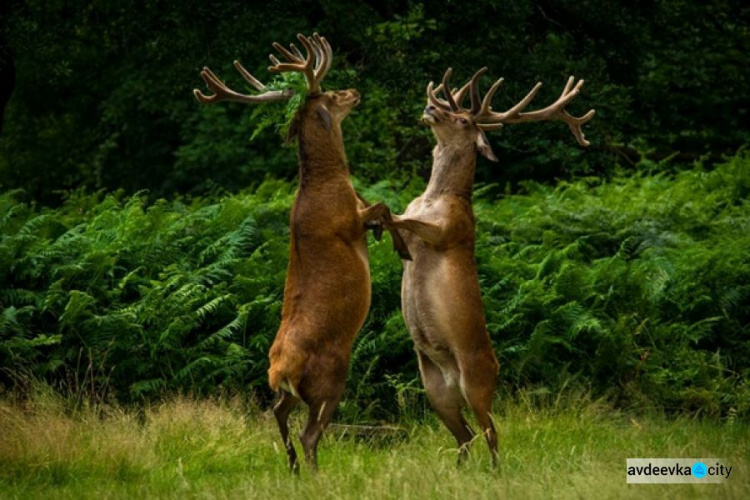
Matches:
[[268, 33, 332, 94], [193, 33, 333, 105], [193, 61, 293, 104], [428, 68, 596, 146], [494, 76, 596, 146]]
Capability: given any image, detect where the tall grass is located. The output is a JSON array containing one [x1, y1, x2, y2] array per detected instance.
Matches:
[[0, 387, 747, 499]]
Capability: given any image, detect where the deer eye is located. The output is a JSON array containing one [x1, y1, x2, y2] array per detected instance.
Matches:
[[459, 118, 468, 125]]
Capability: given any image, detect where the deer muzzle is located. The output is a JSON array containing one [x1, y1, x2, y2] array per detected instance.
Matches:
[[422, 105, 440, 124]]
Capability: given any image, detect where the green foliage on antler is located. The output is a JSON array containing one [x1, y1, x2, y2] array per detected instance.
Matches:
[[248, 72, 308, 142]]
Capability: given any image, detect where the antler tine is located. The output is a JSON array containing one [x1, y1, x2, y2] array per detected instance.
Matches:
[[193, 67, 225, 104], [427, 81, 452, 111], [269, 54, 282, 66], [312, 33, 332, 83], [295, 33, 316, 63], [453, 81, 472, 109], [561, 108, 596, 146], [474, 81, 543, 124], [441, 68, 459, 112], [289, 42, 305, 60], [193, 66, 292, 105], [323, 37, 334, 77], [272, 42, 301, 64], [233, 60, 266, 91], [475, 122, 505, 131], [309, 34, 324, 79], [476, 77, 504, 117], [309, 35, 323, 67], [469, 67, 488, 114], [502, 82, 543, 118], [561, 75, 576, 95]]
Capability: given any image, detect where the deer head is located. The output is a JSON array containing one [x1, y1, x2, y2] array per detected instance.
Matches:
[[193, 33, 359, 138], [423, 68, 595, 161]]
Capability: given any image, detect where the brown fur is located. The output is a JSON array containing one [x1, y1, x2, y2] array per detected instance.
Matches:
[[268, 90, 407, 472], [384, 102, 501, 466], [386, 68, 593, 465], [269, 92, 370, 395], [194, 35, 409, 472]]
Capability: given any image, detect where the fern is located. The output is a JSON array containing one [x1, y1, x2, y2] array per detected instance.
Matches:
[[2, 154, 749, 417]]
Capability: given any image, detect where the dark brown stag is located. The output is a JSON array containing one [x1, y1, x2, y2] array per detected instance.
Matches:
[[384, 68, 594, 465], [194, 33, 409, 472]]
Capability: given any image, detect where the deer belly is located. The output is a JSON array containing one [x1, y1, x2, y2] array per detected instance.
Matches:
[[333, 239, 371, 331], [354, 237, 370, 283], [402, 258, 457, 359], [286, 235, 371, 340]]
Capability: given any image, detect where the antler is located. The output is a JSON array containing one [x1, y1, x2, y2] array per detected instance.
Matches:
[[474, 74, 595, 146], [268, 33, 332, 94], [428, 68, 595, 146], [193, 61, 293, 104], [426, 68, 471, 113], [193, 33, 332, 105]]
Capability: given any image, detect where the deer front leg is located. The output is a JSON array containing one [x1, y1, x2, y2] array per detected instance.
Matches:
[[355, 193, 383, 241], [383, 215, 445, 247], [358, 203, 412, 261]]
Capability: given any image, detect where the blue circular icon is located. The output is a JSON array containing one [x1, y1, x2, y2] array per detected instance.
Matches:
[[692, 462, 707, 478]]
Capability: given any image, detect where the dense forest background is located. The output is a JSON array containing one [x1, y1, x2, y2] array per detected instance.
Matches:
[[1, 1, 748, 420], [3, 0, 749, 202]]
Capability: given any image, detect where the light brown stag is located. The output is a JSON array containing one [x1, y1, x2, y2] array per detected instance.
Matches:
[[194, 33, 409, 472], [384, 68, 594, 465]]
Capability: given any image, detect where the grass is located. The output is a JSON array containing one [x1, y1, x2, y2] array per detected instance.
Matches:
[[0, 388, 747, 499]]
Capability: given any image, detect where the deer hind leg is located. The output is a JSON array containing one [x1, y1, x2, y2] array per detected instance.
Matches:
[[299, 392, 343, 472], [273, 390, 300, 473], [459, 353, 500, 467], [417, 350, 475, 464]]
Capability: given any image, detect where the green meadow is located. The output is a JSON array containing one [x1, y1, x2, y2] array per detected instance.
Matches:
[[1, 388, 747, 499]]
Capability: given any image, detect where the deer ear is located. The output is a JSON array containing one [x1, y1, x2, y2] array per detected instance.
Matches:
[[476, 130, 498, 162], [316, 105, 333, 131]]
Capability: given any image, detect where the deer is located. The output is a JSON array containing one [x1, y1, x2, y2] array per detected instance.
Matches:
[[193, 33, 409, 472], [382, 67, 595, 466]]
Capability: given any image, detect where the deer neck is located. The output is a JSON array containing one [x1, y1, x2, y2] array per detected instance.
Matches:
[[297, 118, 350, 183], [424, 142, 477, 200]]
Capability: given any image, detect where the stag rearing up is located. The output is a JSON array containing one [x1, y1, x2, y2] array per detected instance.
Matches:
[[384, 68, 594, 465], [194, 34, 409, 472]]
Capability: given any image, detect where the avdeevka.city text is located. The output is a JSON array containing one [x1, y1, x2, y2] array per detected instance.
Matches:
[[627, 462, 731, 478]]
